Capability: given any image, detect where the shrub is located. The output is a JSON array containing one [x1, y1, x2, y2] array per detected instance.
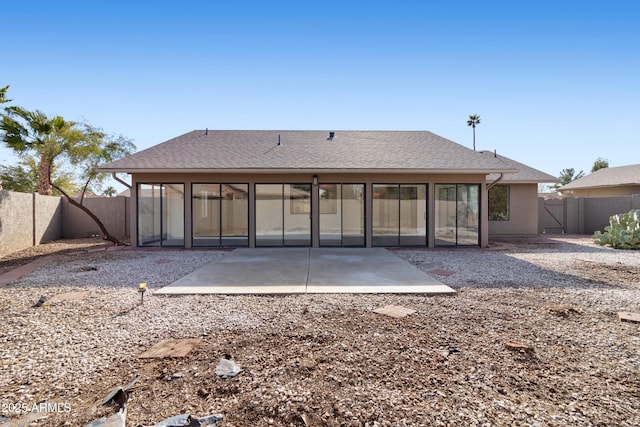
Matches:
[[593, 209, 640, 249]]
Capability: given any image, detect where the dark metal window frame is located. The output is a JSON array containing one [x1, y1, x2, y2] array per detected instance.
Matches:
[[371, 183, 428, 247], [318, 182, 367, 248], [254, 183, 313, 247], [434, 183, 481, 247], [136, 182, 186, 248], [488, 184, 510, 221], [191, 183, 250, 247]]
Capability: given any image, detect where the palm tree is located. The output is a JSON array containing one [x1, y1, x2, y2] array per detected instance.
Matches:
[[102, 186, 117, 197], [466, 114, 481, 151], [1, 106, 135, 245], [1, 107, 86, 195], [0, 85, 10, 104]]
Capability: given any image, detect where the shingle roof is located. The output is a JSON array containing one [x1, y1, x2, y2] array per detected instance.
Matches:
[[559, 164, 640, 191], [482, 151, 559, 183], [99, 130, 519, 174]]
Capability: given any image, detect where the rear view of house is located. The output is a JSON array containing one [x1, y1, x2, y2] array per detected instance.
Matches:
[[99, 130, 557, 248]]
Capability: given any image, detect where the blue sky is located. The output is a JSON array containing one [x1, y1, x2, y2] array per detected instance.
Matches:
[[2, 0, 639, 191]]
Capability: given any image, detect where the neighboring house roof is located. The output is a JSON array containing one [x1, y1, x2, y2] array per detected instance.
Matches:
[[99, 130, 519, 174], [559, 164, 640, 191], [482, 151, 559, 184]]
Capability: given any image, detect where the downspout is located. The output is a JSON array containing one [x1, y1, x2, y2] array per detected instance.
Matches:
[[112, 173, 131, 189], [486, 173, 504, 190]]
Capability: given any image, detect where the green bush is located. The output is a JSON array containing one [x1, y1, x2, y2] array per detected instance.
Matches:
[[593, 209, 640, 249]]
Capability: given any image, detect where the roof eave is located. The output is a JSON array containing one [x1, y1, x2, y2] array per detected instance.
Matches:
[[559, 182, 640, 191], [503, 179, 560, 184], [98, 167, 520, 174]]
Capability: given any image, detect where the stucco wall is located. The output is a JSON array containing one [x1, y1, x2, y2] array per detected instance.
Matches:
[[0, 190, 62, 258], [61, 196, 130, 239], [488, 184, 539, 235], [539, 194, 640, 235], [35, 192, 64, 244], [582, 195, 640, 233]]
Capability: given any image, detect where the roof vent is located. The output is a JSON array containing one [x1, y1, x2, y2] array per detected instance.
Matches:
[[205, 128, 208, 135], [328, 131, 335, 140]]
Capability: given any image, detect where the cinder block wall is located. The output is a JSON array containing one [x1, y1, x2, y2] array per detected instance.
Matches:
[[0, 190, 63, 258], [61, 196, 130, 239], [583, 197, 636, 233], [540, 194, 640, 235], [35, 192, 64, 244]]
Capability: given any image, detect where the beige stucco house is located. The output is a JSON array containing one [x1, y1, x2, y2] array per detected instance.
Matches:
[[99, 130, 557, 248], [558, 164, 640, 197]]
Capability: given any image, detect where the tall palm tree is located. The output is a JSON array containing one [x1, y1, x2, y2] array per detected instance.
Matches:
[[466, 114, 481, 151]]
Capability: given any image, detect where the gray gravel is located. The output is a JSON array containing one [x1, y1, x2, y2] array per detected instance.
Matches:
[[11, 250, 225, 289], [1, 236, 639, 426], [397, 238, 640, 289]]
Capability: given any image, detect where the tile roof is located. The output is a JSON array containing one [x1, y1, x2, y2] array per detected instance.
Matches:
[[482, 151, 559, 183], [559, 164, 640, 190], [99, 130, 520, 174]]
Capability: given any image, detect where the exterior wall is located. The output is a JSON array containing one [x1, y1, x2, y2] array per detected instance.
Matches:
[[566, 186, 640, 198], [131, 172, 491, 248], [488, 184, 539, 236], [62, 196, 130, 239], [35, 192, 64, 244], [0, 190, 62, 258], [580, 194, 640, 234], [538, 194, 640, 235]]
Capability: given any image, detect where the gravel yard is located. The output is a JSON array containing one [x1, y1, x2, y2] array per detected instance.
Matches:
[[0, 236, 639, 426]]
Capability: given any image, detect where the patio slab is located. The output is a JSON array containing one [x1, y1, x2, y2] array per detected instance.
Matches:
[[155, 248, 455, 295]]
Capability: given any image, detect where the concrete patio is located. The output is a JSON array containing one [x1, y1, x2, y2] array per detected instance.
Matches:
[[154, 248, 456, 295]]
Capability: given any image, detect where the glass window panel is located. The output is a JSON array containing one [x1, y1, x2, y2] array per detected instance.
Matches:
[[400, 184, 427, 246], [284, 184, 311, 246], [435, 184, 457, 246], [372, 184, 399, 246], [192, 184, 221, 247], [342, 184, 365, 246], [221, 184, 249, 246], [488, 185, 509, 221], [162, 184, 184, 246], [137, 184, 162, 246], [457, 184, 480, 246], [256, 184, 284, 246], [319, 184, 342, 246]]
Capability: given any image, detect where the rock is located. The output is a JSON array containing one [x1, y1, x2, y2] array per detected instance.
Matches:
[[215, 358, 242, 378], [151, 413, 223, 427], [167, 373, 184, 381], [33, 295, 47, 307], [85, 407, 126, 427]]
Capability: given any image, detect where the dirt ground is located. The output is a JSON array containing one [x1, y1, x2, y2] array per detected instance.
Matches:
[[1, 238, 639, 426], [0, 238, 112, 275]]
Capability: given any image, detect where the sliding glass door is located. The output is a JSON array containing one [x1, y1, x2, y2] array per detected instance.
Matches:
[[435, 184, 480, 246], [192, 183, 249, 247], [319, 183, 365, 247], [372, 184, 427, 246], [255, 184, 311, 247], [137, 183, 184, 247]]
